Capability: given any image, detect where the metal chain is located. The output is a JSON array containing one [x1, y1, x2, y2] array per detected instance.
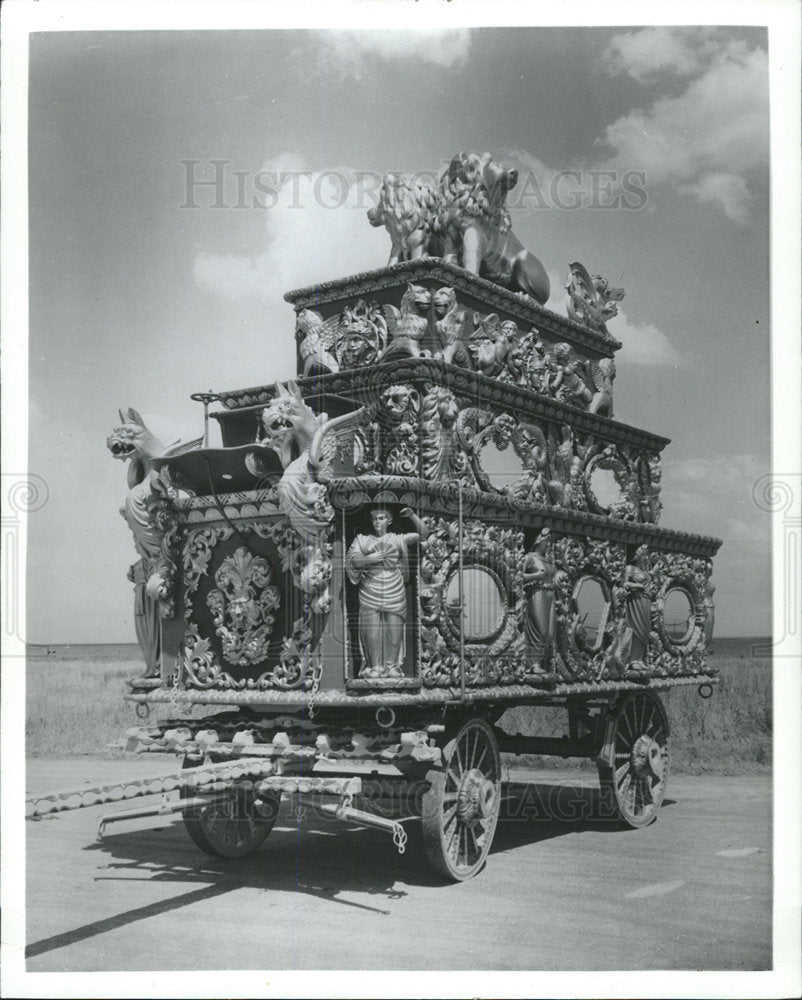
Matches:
[[392, 822, 407, 855], [169, 666, 181, 713], [306, 657, 324, 719]]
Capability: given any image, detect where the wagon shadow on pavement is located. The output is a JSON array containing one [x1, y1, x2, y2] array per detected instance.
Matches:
[[494, 779, 676, 854], [26, 778, 678, 961]]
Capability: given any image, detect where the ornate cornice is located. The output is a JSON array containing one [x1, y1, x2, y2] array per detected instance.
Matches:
[[282, 257, 622, 355], [213, 358, 669, 453], [173, 488, 280, 524], [326, 475, 722, 557], [127, 672, 719, 709]]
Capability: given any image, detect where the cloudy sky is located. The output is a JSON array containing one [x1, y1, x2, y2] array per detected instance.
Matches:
[[25, 23, 774, 641]]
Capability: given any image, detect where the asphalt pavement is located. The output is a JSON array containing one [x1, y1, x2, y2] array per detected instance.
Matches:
[[23, 757, 771, 972]]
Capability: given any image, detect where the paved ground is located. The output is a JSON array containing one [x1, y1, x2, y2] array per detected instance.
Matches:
[[24, 758, 771, 972]]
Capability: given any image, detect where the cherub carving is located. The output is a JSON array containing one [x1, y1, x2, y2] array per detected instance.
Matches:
[[468, 312, 509, 377], [547, 343, 595, 409], [259, 382, 365, 614]]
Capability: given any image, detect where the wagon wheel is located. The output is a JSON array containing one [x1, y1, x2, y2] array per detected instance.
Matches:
[[180, 757, 280, 859], [597, 691, 670, 828], [421, 717, 501, 881]]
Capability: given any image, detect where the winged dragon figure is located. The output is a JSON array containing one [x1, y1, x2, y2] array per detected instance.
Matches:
[[107, 408, 201, 672], [257, 382, 365, 614]]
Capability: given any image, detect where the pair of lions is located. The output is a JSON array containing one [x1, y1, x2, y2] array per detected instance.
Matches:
[[367, 151, 550, 305]]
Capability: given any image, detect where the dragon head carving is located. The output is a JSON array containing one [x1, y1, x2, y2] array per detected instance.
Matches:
[[259, 382, 320, 469], [107, 408, 166, 464]]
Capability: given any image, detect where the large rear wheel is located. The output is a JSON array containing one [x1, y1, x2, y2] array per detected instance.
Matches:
[[597, 691, 670, 828], [180, 757, 280, 858], [421, 717, 501, 881]]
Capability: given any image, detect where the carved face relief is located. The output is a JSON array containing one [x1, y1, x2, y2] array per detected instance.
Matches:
[[206, 547, 281, 667], [382, 385, 415, 421], [432, 286, 457, 319]]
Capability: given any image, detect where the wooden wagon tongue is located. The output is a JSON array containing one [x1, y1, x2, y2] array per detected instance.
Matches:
[[91, 152, 721, 878]]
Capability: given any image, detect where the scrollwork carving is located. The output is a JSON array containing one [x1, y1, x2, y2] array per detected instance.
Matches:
[[421, 386, 470, 482], [378, 384, 421, 476], [419, 517, 526, 687], [206, 548, 281, 667]]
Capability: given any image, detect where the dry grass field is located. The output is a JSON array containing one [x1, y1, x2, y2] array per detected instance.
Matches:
[[25, 643, 771, 774]]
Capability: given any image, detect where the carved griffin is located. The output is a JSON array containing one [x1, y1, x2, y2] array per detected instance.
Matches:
[[565, 261, 625, 335], [258, 382, 365, 614]]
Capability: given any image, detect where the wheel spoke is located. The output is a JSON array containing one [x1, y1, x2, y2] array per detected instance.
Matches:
[[614, 761, 630, 783], [467, 824, 479, 862]]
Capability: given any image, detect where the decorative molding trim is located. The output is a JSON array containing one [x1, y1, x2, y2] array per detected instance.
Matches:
[[282, 258, 622, 354], [327, 475, 723, 557], [213, 358, 670, 453]]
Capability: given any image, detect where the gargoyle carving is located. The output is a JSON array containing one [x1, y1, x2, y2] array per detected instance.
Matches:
[[259, 382, 365, 614], [108, 408, 200, 670], [565, 261, 625, 335]]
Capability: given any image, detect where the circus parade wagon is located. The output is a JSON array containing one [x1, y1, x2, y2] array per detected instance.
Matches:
[[27, 152, 720, 880]]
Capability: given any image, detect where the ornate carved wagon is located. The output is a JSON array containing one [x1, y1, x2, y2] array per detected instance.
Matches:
[[30, 154, 720, 881]]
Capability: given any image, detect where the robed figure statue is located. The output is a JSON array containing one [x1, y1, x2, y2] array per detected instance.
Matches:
[[346, 507, 428, 678]]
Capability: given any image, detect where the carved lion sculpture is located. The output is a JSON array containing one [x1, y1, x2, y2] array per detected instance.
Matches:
[[438, 151, 550, 304], [367, 173, 440, 265]]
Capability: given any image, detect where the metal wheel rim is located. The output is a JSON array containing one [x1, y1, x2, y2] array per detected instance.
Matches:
[[181, 758, 278, 858], [422, 717, 501, 881], [603, 692, 670, 828]]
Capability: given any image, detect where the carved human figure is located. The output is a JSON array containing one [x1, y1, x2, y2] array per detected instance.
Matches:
[[127, 558, 160, 676], [548, 343, 593, 408], [702, 564, 716, 646], [522, 528, 557, 670], [589, 358, 615, 417], [346, 507, 429, 678], [625, 545, 652, 662]]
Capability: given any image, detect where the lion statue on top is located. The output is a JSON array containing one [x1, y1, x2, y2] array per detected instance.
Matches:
[[437, 151, 550, 304], [367, 152, 550, 305], [367, 173, 441, 265]]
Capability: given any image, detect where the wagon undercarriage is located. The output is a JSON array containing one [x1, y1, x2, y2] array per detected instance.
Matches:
[[27, 681, 701, 879]]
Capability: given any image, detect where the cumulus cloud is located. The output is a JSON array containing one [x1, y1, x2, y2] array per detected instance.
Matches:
[[660, 453, 771, 549], [311, 29, 472, 80], [595, 31, 768, 221], [663, 454, 769, 512], [193, 156, 386, 302], [613, 311, 682, 367], [603, 26, 727, 82]]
